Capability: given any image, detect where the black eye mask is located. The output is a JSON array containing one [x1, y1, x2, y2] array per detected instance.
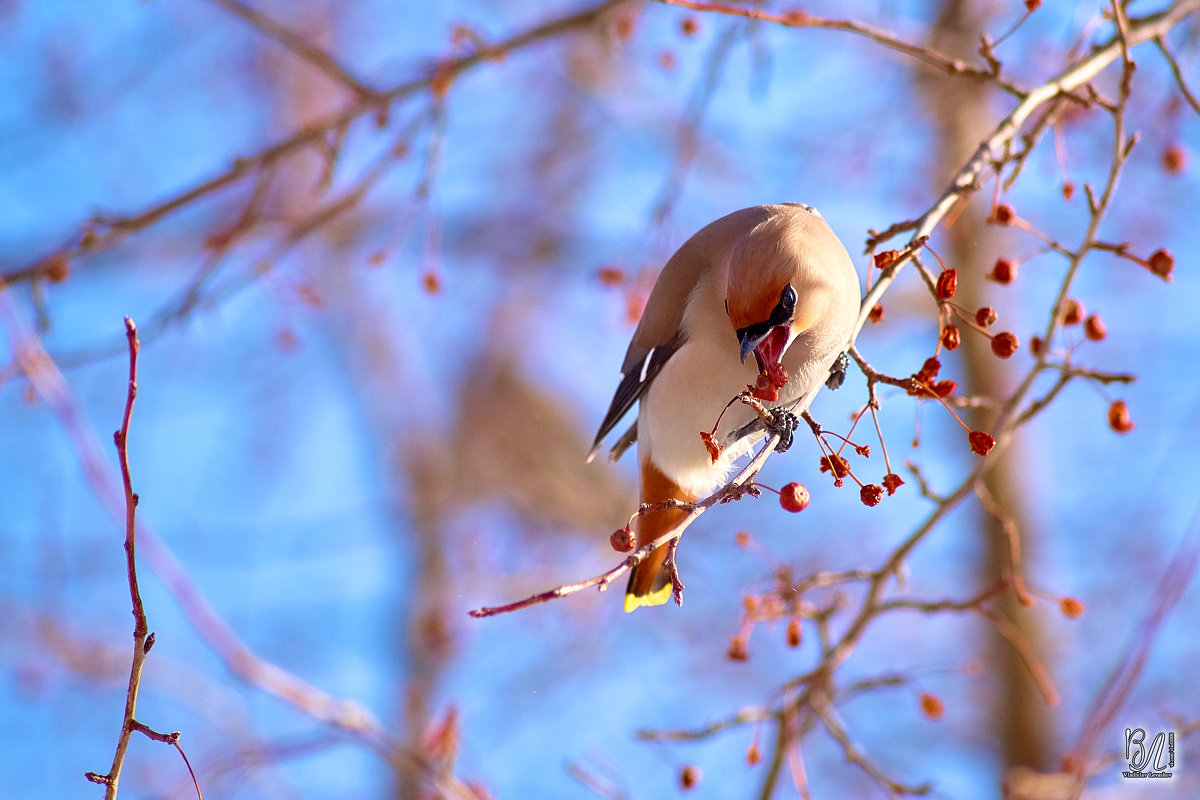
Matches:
[[735, 284, 796, 343]]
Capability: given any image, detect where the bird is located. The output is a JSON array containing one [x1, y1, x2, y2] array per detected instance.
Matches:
[[589, 203, 862, 612]]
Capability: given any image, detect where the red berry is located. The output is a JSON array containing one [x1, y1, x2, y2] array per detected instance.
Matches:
[[1030, 336, 1044, 356], [935, 269, 958, 300], [1148, 249, 1174, 282], [969, 430, 995, 456], [991, 331, 1019, 358], [941, 324, 960, 351], [919, 692, 945, 720], [610, 527, 635, 553], [596, 266, 625, 286], [1162, 144, 1188, 174], [786, 618, 802, 648], [779, 482, 810, 512], [1060, 597, 1085, 618], [868, 303, 885, 324], [1084, 314, 1107, 341], [1107, 400, 1134, 433], [44, 253, 70, 283], [990, 203, 1016, 225], [818, 455, 850, 479], [874, 250, 899, 270], [1060, 298, 1084, 326], [727, 637, 749, 661], [882, 473, 904, 495], [988, 258, 1017, 284], [680, 765, 701, 790], [975, 306, 997, 327], [860, 484, 884, 507]]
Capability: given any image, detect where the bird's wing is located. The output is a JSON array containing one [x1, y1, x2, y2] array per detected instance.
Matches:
[[588, 207, 774, 462], [587, 330, 684, 462]]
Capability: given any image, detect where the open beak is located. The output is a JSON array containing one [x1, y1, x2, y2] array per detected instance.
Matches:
[[738, 325, 790, 373]]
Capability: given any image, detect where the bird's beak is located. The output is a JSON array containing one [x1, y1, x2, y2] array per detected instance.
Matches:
[[738, 325, 790, 373], [738, 328, 765, 364]]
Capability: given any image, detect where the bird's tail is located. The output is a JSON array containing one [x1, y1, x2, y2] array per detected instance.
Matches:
[[625, 462, 695, 612]]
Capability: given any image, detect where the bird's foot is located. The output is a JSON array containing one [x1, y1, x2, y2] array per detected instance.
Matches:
[[826, 351, 849, 391], [767, 409, 799, 453]]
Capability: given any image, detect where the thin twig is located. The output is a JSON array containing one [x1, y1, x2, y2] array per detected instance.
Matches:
[[654, 0, 1026, 96], [83, 319, 156, 799], [204, 0, 379, 99]]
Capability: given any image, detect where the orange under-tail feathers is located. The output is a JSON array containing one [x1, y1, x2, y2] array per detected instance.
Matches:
[[625, 460, 697, 612]]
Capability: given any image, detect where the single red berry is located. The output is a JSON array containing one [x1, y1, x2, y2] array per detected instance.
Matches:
[[969, 430, 995, 456], [1060, 298, 1084, 326], [975, 306, 997, 327], [746, 742, 762, 766], [919, 692, 945, 720], [680, 765, 701, 790], [785, 618, 802, 648], [990, 203, 1016, 225], [779, 482, 810, 512], [700, 431, 720, 464], [991, 331, 1019, 358], [874, 250, 899, 270], [1161, 144, 1188, 174], [44, 253, 70, 283], [610, 527, 635, 553], [735, 530, 751, 547], [1084, 314, 1107, 341], [935, 269, 958, 300], [934, 379, 957, 398], [1030, 336, 1044, 356], [860, 484, 884, 507], [882, 473, 904, 495], [920, 357, 941, 379], [1025, 0, 1042, 11], [1062, 181, 1076, 201], [727, 637, 749, 661], [941, 324, 960, 351], [680, 16, 699, 36], [988, 258, 1017, 284], [596, 266, 625, 286], [614, 13, 635, 38], [868, 303, 885, 324], [819, 455, 850, 478], [1148, 249, 1174, 282], [1060, 596, 1085, 618], [1107, 400, 1134, 433]]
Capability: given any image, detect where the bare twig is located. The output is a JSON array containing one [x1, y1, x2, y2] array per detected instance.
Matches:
[[654, 0, 1026, 96], [1155, 35, 1200, 113], [82, 318, 165, 799], [469, 431, 783, 617], [204, 0, 379, 99], [0, 0, 628, 287]]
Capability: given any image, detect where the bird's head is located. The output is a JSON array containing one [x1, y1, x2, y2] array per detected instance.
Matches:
[[723, 214, 826, 385]]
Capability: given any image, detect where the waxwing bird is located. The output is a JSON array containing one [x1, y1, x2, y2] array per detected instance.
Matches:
[[589, 204, 862, 611]]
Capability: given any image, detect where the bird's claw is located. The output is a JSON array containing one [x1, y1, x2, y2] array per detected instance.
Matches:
[[826, 351, 849, 391], [767, 410, 799, 453]]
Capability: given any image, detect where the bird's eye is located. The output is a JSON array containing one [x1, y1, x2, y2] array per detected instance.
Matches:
[[779, 284, 796, 315]]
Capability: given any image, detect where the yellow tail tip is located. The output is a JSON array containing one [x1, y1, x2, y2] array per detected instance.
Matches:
[[624, 583, 674, 613]]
